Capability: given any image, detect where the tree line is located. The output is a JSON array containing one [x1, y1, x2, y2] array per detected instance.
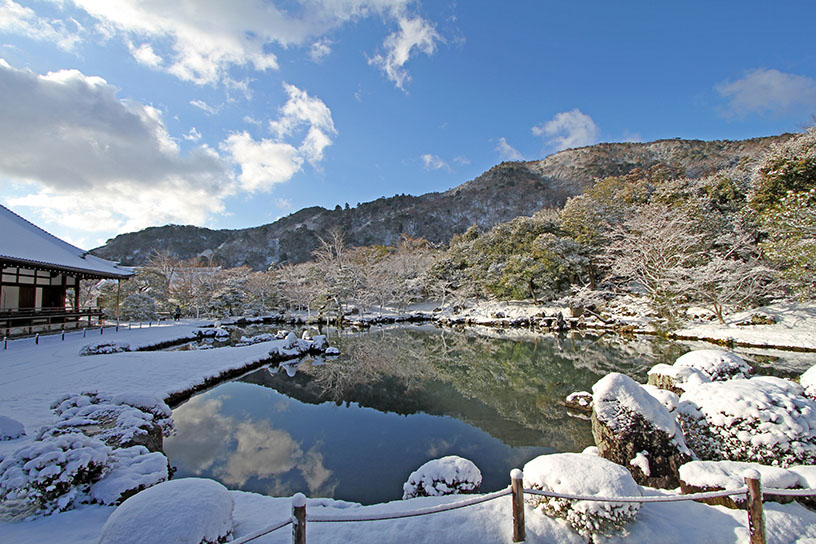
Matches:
[[96, 129, 815, 325]]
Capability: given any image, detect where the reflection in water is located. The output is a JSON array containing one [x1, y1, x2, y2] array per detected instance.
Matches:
[[166, 326, 688, 504]]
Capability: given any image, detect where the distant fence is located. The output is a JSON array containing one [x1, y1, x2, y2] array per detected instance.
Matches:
[[233, 471, 816, 544]]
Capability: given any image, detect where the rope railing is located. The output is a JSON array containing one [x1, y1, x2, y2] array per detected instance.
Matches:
[[523, 486, 750, 503], [307, 488, 512, 523], [234, 470, 816, 544]]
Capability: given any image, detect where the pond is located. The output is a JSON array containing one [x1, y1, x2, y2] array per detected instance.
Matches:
[[162, 324, 804, 505]]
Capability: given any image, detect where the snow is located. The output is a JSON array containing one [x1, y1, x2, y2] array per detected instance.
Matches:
[[678, 460, 800, 490], [802, 364, 816, 399], [2, 319, 816, 543], [90, 447, 168, 505], [630, 452, 651, 477], [0, 416, 25, 441], [402, 456, 482, 499], [98, 478, 234, 544], [641, 385, 680, 413], [592, 373, 689, 453], [672, 350, 751, 381]]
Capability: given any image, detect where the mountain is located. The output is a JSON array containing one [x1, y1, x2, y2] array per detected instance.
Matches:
[[91, 133, 794, 270]]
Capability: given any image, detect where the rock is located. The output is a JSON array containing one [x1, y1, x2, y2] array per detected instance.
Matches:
[[79, 342, 131, 356], [678, 377, 816, 466], [402, 456, 482, 499], [99, 478, 234, 544], [678, 460, 799, 509], [646, 363, 711, 395], [802, 365, 816, 400], [90, 446, 169, 505], [592, 373, 691, 488], [564, 391, 593, 412], [523, 453, 641, 541]]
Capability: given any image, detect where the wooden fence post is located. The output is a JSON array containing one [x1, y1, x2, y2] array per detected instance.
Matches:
[[292, 492, 306, 544], [744, 469, 766, 544], [511, 469, 526, 542]]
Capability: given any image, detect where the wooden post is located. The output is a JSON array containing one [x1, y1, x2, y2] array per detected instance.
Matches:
[[511, 469, 526, 542], [292, 493, 306, 544], [745, 469, 766, 544]]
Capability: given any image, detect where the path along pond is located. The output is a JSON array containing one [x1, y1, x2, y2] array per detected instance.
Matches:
[[163, 324, 809, 505]]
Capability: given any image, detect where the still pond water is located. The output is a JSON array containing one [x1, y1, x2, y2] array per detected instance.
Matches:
[[162, 324, 796, 505]]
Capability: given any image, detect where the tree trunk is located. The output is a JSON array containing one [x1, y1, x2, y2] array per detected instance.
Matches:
[[527, 280, 539, 305]]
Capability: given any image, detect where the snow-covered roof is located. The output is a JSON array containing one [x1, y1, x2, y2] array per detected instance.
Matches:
[[0, 204, 132, 279]]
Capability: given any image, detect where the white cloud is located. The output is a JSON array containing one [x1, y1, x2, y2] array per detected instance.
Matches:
[[184, 127, 202, 141], [221, 132, 302, 192], [310, 38, 333, 62], [421, 153, 449, 171], [190, 99, 221, 115], [716, 68, 816, 117], [495, 137, 523, 161], [128, 41, 162, 67], [368, 16, 442, 90], [453, 156, 470, 165], [63, 0, 415, 86], [532, 109, 600, 151], [222, 81, 337, 191], [0, 60, 232, 236], [0, 0, 83, 51], [276, 198, 293, 210]]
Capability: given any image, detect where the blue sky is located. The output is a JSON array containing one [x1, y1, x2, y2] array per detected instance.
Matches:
[[1, 1, 815, 250]]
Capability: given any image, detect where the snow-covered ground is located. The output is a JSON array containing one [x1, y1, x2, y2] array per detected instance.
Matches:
[[2, 313, 816, 544]]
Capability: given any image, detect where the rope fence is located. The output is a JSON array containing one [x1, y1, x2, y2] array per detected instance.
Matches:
[[231, 470, 816, 544]]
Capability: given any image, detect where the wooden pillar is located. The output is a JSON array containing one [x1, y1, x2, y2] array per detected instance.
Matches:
[[511, 469, 526, 542], [116, 279, 121, 327], [745, 470, 766, 544], [292, 493, 306, 544]]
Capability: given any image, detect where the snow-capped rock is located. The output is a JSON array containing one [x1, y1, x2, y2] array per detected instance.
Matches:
[[0, 415, 25, 440], [402, 456, 482, 499]]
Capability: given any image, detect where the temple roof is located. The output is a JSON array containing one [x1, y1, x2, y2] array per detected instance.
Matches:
[[0, 204, 132, 279]]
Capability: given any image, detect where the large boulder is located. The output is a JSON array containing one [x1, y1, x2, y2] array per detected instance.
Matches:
[[99, 478, 234, 544], [592, 373, 691, 488], [523, 453, 641, 541], [402, 456, 482, 499], [678, 376, 816, 466]]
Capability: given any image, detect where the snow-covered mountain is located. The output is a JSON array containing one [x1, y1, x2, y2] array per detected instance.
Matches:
[[91, 133, 794, 269]]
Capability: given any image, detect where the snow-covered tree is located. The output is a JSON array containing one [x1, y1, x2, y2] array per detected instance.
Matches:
[[119, 293, 160, 321]]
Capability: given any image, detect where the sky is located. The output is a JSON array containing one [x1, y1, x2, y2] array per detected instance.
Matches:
[[1, 1, 815, 250]]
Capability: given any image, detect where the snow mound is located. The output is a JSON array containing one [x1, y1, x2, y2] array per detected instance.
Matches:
[[79, 341, 131, 356], [0, 433, 111, 515], [592, 373, 688, 452], [43, 392, 174, 451], [802, 365, 816, 399], [523, 453, 641, 539], [99, 478, 234, 544], [647, 363, 711, 394], [678, 376, 816, 466], [641, 384, 680, 413], [789, 465, 816, 489], [0, 415, 25, 440], [679, 460, 799, 490], [673, 350, 752, 381], [90, 446, 169, 505], [402, 456, 482, 499]]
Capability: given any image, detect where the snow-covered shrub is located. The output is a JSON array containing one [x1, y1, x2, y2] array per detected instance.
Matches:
[[90, 446, 169, 505], [678, 460, 800, 509], [0, 433, 111, 514], [402, 456, 482, 499], [592, 373, 690, 488], [42, 392, 174, 452], [0, 415, 25, 440], [802, 364, 816, 399], [678, 376, 816, 466], [79, 341, 131, 356], [194, 327, 230, 339], [523, 453, 641, 540], [119, 292, 160, 321], [673, 350, 751, 381], [99, 478, 234, 544]]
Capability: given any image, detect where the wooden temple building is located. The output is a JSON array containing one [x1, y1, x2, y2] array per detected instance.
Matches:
[[1, 204, 132, 337]]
